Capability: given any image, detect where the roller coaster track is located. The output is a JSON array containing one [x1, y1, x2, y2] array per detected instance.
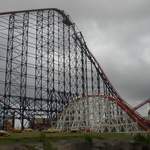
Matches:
[[0, 8, 149, 131], [83, 95, 150, 131], [70, 22, 150, 131], [133, 99, 150, 110], [105, 96, 150, 131]]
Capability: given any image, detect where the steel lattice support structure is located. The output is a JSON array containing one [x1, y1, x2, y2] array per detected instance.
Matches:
[[0, 8, 149, 131], [57, 95, 140, 132]]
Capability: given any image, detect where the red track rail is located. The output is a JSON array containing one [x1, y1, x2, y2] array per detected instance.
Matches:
[[133, 99, 150, 110], [110, 97, 150, 131], [88, 95, 150, 131], [76, 35, 150, 131]]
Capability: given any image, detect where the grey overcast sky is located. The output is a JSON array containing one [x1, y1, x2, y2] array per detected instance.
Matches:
[[0, 0, 150, 115]]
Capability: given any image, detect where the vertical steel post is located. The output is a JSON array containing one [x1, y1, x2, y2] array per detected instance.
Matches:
[[74, 35, 78, 96], [81, 48, 85, 96], [68, 26, 71, 97], [63, 19, 66, 99], [20, 12, 29, 129], [35, 10, 43, 113], [91, 62, 94, 95], [4, 14, 15, 129]]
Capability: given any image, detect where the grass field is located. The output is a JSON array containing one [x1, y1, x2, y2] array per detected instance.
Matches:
[[0, 131, 149, 150], [0, 131, 135, 144]]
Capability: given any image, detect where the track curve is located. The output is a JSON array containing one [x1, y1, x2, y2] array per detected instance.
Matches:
[[88, 95, 150, 131]]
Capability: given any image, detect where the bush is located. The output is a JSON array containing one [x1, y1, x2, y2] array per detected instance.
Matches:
[[12, 129, 22, 133], [0, 130, 9, 136], [23, 128, 33, 132], [39, 132, 46, 142], [43, 139, 52, 150], [133, 133, 150, 144], [84, 135, 92, 143]]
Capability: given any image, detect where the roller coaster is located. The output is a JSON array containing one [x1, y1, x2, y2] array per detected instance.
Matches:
[[0, 8, 149, 132]]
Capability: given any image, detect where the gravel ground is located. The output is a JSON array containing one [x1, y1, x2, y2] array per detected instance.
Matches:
[[0, 139, 149, 150], [54, 139, 150, 150]]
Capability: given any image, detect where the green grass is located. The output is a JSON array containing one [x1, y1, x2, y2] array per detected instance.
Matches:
[[0, 131, 134, 144], [133, 134, 150, 144], [0, 132, 148, 150], [84, 135, 93, 143]]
